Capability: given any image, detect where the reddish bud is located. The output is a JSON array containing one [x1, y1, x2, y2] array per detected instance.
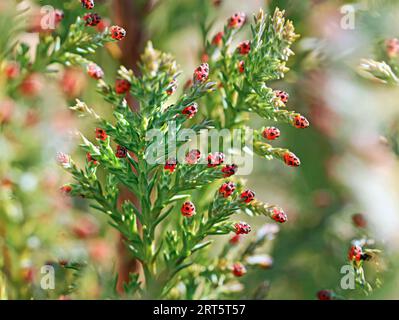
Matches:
[[234, 221, 251, 234], [81, 0, 94, 10], [201, 53, 209, 63], [221, 164, 238, 177], [60, 185, 72, 194], [262, 127, 280, 140], [95, 128, 107, 140], [72, 216, 99, 239], [166, 79, 177, 95], [207, 152, 225, 167], [86, 63, 104, 80], [237, 41, 250, 55], [164, 158, 177, 173], [88, 240, 111, 263], [56, 152, 70, 167], [232, 262, 247, 277], [293, 115, 309, 129], [348, 245, 363, 262], [271, 207, 287, 223], [4, 61, 20, 79], [212, 32, 224, 46], [386, 38, 399, 58], [317, 290, 334, 300], [110, 25, 126, 40], [283, 152, 300, 167], [21, 267, 35, 283], [219, 181, 236, 197], [181, 201, 196, 217], [96, 18, 110, 32], [193, 63, 209, 84], [0, 100, 15, 124], [352, 213, 367, 228], [86, 152, 99, 165], [274, 90, 289, 104], [240, 189, 255, 203], [228, 12, 246, 29], [115, 145, 127, 158], [229, 234, 241, 245], [20, 74, 43, 97], [237, 60, 245, 73], [182, 103, 198, 119], [83, 12, 101, 26], [115, 79, 131, 94], [61, 68, 86, 98], [55, 10, 64, 24], [185, 149, 201, 164]]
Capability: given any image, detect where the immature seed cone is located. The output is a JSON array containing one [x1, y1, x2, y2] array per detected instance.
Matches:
[[81, 0, 95, 10], [164, 158, 177, 172], [221, 164, 238, 177], [237, 41, 251, 55], [228, 12, 246, 29], [110, 25, 127, 40], [115, 145, 128, 158], [56, 152, 70, 168], [115, 79, 131, 94], [95, 128, 107, 140], [352, 213, 367, 228], [181, 201, 196, 217], [293, 115, 309, 129], [212, 31, 224, 46], [219, 181, 236, 198], [283, 152, 300, 167], [386, 38, 399, 58], [237, 61, 245, 73], [193, 63, 209, 84], [185, 149, 201, 164], [20, 73, 43, 97], [240, 189, 255, 203], [86, 63, 104, 80], [274, 90, 289, 104], [166, 79, 177, 95], [348, 245, 363, 262], [317, 290, 334, 300], [208, 152, 225, 167], [84, 12, 101, 26], [232, 262, 247, 277], [60, 185, 72, 194], [4, 61, 20, 79], [262, 127, 280, 140], [234, 221, 251, 234], [229, 234, 241, 245], [60, 68, 86, 98], [271, 207, 287, 223], [182, 103, 198, 119]]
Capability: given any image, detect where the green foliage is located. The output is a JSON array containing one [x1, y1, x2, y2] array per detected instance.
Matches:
[[60, 9, 306, 298]]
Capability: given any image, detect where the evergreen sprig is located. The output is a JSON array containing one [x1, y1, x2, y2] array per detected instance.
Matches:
[[202, 8, 309, 166], [59, 23, 298, 296]]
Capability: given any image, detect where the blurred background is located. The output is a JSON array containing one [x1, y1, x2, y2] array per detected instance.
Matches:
[[1, 0, 399, 299]]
